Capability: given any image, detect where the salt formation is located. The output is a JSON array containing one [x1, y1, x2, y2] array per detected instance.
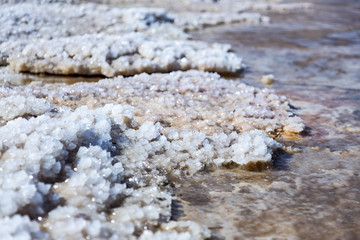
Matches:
[[0, 1, 312, 77], [0, 3, 250, 76], [0, 215, 49, 240], [0, 95, 51, 124], [0, 96, 279, 239], [0, 71, 301, 238], [0, 71, 304, 134], [0, 1, 308, 239], [1, 34, 243, 77], [0, 3, 187, 43], [0, 2, 271, 45]]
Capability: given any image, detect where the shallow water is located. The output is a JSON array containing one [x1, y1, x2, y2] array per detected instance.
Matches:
[[188, 0, 360, 238]]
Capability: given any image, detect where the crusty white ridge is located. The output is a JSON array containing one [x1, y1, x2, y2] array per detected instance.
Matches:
[[1, 33, 243, 77], [0, 71, 304, 134]]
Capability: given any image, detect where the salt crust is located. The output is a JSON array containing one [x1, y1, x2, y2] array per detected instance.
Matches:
[[0, 71, 304, 134], [0, 3, 187, 44], [0, 1, 311, 76], [1, 33, 243, 77], [0, 215, 49, 240], [0, 99, 278, 239], [0, 66, 23, 85], [0, 95, 51, 124], [12, 0, 312, 14], [0, 2, 270, 45]]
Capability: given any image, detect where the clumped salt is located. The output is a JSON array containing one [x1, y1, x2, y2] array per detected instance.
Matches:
[[1, 33, 243, 76], [0, 95, 51, 124], [0, 100, 280, 239], [0, 215, 49, 240]]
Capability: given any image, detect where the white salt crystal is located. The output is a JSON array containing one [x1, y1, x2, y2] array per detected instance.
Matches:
[[1, 33, 243, 76]]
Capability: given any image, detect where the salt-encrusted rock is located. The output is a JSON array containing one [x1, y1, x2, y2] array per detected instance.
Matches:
[[0, 71, 304, 134], [1, 33, 243, 76]]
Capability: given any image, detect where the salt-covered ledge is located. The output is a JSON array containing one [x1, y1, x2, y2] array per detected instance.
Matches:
[[1, 33, 243, 76], [0, 70, 304, 134]]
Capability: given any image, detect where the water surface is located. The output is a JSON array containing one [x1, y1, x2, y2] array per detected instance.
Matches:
[[188, 0, 360, 239]]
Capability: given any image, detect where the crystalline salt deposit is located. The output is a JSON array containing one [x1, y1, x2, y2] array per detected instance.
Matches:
[[1, 34, 243, 76], [0, 100, 280, 239]]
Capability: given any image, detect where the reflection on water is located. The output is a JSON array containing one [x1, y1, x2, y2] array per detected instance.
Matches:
[[188, 0, 360, 239]]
